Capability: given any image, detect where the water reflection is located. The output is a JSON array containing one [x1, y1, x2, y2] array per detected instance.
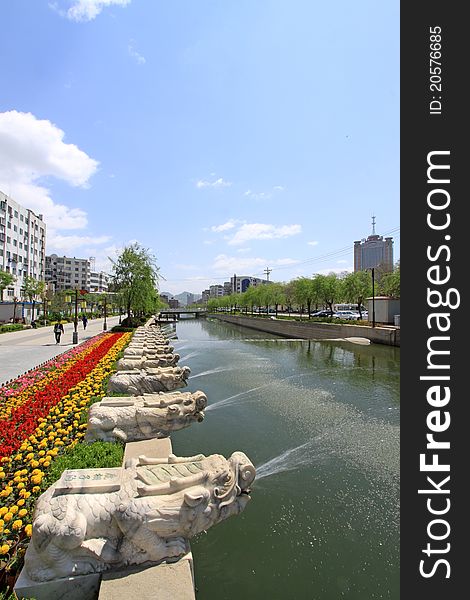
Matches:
[[171, 319, 400, 600]]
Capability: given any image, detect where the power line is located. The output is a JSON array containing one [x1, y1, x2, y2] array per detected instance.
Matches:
[[161, 226, 400, 284]]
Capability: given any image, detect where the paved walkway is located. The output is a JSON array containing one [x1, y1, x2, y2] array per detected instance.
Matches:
[[0, 316, 121, 385]]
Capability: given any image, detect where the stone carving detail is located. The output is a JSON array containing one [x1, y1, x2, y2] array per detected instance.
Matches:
[[84, 391, 207, 442], [123, 345, 174, 356], [116, 353, 180, 371], [107, 366, 191, 395], [23, 451, 255, 582]]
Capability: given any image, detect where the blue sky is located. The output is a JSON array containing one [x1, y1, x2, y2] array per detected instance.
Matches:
[[0, 0, 399, 295]]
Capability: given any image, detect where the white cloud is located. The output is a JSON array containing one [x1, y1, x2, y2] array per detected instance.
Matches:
[[47, 234, 111, 254], [64, 0, 131, 22], [227, 223, 301, 246], [196, 177, 232, 189], [307, 240, 319, 246], [212, 254, 297, 275], [210, 219, 239, 233], [0, 111, 98, 231], [316, 267, 353, 275], [0, 110, 103, 251], [128, 40, 146, 65], [244, 186, 285, 200]]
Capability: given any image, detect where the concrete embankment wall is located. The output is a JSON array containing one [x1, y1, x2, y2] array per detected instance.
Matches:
[[210, 314, 400, 347]]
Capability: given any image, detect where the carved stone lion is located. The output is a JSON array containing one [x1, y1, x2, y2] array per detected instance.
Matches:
[[107, 366, 191, 395], [116, 353, 180, 371], [123, 344, 175, 356], [24, 452, 255, 582], [84, 391, 207, 442]]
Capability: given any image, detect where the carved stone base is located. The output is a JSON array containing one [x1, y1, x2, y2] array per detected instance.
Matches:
[[14, 568, 101, 600]]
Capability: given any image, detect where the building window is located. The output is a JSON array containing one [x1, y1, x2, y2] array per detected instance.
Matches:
[[14, 211, 18, 218]]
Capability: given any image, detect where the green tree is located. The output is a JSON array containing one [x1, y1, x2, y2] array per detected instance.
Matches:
[[342, 271, 372, 318], [243, 285, 259, 315], [315, 273, 340, 315], [22, 276, 46, 322], [111, 243, 160, 319], [0, 270, 15, 301], [379, 262, 400, 298], [292, 277, 319, 317]]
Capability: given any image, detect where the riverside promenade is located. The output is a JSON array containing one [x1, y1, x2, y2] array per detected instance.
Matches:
[[0, 316, 121, 385]]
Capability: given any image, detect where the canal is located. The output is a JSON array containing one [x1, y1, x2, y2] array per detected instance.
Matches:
[[169, 317, 400, 599]]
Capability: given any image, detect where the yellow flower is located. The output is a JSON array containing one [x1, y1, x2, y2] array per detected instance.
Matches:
[[0, 544, 10, 555], [10, 505, 18, 514], [17, 499, 25, 506], [18, 508, 28, 517], [0, 507, 7, 516], [25, 524, 33, 537], [3, 512, 13, 522], [12, 519, 23, 530]]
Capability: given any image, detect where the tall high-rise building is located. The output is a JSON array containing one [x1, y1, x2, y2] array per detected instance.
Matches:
[[354, 217, 394, 273], [0, 190, 46, 298]]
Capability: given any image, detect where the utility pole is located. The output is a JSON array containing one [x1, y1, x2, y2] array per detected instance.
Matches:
[[264, 267, 271, 282]]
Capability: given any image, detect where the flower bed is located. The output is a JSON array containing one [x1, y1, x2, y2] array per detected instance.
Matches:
[[0, 331, 132, 581]]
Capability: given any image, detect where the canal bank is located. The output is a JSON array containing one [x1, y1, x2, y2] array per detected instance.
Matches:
[[210, 313, 400, 347]]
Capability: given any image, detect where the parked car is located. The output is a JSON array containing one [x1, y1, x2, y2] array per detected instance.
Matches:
[[333, 310, 359, 320], [310, 310, 333, 317]]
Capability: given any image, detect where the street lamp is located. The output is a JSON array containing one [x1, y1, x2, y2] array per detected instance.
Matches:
[[42, 295, 47, 326], [370, 267, 376, 328], [72, 289, 79, 344], [103, 295, 107, 331], [13, 296, 19, 323]]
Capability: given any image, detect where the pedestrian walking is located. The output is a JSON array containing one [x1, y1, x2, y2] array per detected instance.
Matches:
[[82, 315, 88, 330], [53, 321, 64, 344]]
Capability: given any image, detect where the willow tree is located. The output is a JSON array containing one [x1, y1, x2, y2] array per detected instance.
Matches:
[[111, 243, 160, 319], [341, 271, 372, 318], [292, 277, 319, 317]]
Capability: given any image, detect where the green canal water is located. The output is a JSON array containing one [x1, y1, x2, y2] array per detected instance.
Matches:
[[169, 318, 400, 600]]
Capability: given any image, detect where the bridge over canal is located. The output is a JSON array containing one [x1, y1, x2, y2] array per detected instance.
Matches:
[[156, 308, 208, 321]]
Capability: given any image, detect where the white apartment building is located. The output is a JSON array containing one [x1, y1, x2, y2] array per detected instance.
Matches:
[[45, 254, 91, 292], [209, 284, 225, 298], [0, 190, 46, 298], [230, 275, 269, 293], [90, 271, 109, 293]]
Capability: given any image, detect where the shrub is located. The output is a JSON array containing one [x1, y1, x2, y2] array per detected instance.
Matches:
[[41, 441, 124, 490], [111, 326, 135, 332], [119, 316, 140, 328], [0, 324, 24, 334]]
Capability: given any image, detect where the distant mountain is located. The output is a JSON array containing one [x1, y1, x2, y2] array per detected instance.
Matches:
[[159, 291, 202, 306]]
